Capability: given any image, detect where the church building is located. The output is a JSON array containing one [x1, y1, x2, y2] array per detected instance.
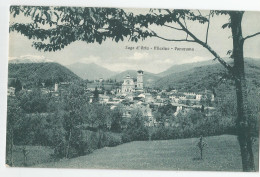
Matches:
[[121, 74, 135, 93], [121, 70, 144, 93]]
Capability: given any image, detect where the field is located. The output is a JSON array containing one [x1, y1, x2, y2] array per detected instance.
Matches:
[[11, 146, 54, 167], [33, 135, 259, 171]]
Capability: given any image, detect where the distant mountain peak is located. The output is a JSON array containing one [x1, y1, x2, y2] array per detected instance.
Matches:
[[9, 55, 54, 64], [66, 62, 116, 80]]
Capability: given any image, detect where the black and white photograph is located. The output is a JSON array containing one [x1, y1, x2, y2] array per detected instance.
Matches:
[[2, 0, 260, 175]]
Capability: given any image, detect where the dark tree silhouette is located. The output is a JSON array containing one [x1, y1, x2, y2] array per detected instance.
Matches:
[[93, 87, 99, 103]]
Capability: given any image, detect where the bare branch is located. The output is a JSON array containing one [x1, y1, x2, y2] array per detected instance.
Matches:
[[154, 34, 195, 42], [151, 11, 159, 16], [176, 18, 236, 79], [205, 11, 211, 44], [163, 24, 183, 31], [183, 17, 189, 40], [197, 10, 202, 16], [243, 32, 260, 41], [165, 9, 171, 15]]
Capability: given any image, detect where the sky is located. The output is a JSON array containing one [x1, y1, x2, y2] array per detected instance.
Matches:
[[8, 8, 260, 74]]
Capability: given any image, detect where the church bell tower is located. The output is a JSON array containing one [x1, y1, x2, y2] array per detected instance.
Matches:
[[137, 70, 144, 91]]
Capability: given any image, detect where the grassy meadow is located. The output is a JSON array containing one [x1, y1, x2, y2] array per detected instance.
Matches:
[[31, 135, 259, 171], [11, 146, 54, 167]]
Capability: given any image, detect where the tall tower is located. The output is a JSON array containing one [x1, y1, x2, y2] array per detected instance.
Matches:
[[137, 70, 144, 91], [54, 83, 58, 92]]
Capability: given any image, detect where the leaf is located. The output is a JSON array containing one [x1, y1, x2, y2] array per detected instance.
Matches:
[[222, 22, 231, 29], [227, 50, 232, 55]]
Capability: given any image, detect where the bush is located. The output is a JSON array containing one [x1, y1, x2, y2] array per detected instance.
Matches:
[[65, 130, 123, 158], [105, 133, 122, 147], [151, 127, 172, 140], [132, 127, 149, 141], [68, 129, 93, 158], [122, 127, 149, 142], [150, 111, 239, 141], [121, 133, 132, 143], [121, 108, 150, 143]]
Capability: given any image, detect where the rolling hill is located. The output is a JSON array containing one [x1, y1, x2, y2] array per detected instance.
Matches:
[[66, 62, 117, 80], [154, 58, 260, 92], [109, 70, 160, 87], [8, 62, 81, 88], [157, 60, 217, 77]]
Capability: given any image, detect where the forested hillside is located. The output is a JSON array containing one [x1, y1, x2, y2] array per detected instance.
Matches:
[[154, 58, 260, 92], [157, 60, 216, 77], [8, 63, 81, 88]]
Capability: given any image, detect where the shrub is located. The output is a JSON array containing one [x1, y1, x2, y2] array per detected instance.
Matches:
[[121, 133, 132, 143], [105, 133, 122, 147], [122, 127, 149, 142], [133, 127, 149, 141], [121, 108, 150, 143], [151, 127, 176, 140]]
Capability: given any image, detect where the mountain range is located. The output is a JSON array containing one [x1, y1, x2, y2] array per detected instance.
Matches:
[[66, 62, 117, 80], [65, 60, 220, 82], [109, 70, 160, 87], [9, 56, 54, 64], [8, 57, 260, 92]]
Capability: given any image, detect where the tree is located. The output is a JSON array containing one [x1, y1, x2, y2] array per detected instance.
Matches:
[[201, 105, 205, 112], [110, 107, 124, 133], [93, 87, 99, 103], [186, 99, 191, 106], [9, 6, 260, 171], [17, 88, 48, 113], [83, 104, 98, 128], [122, 108, 149, 142], [197, 136, 207, 160], [154, 104, 176, 125], [61, 84, 87, 158], [9, 78, 22, 94], [6, 97, 24, 166], [97, 106, 110, 148]]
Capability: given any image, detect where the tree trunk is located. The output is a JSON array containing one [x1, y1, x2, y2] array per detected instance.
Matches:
[[230, 11, 255, 172]]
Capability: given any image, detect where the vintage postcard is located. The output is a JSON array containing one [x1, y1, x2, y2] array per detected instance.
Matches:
[[6, 5, 260, 172]]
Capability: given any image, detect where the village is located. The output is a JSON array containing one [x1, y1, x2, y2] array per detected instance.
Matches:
[[8, 70, 216, 127], [93, 70, 215, 127]]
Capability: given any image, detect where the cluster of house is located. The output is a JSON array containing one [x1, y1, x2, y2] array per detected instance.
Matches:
[[8, 70, 216, 127], [7, 79, 71, 98], [88, 70, 215, 127]]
